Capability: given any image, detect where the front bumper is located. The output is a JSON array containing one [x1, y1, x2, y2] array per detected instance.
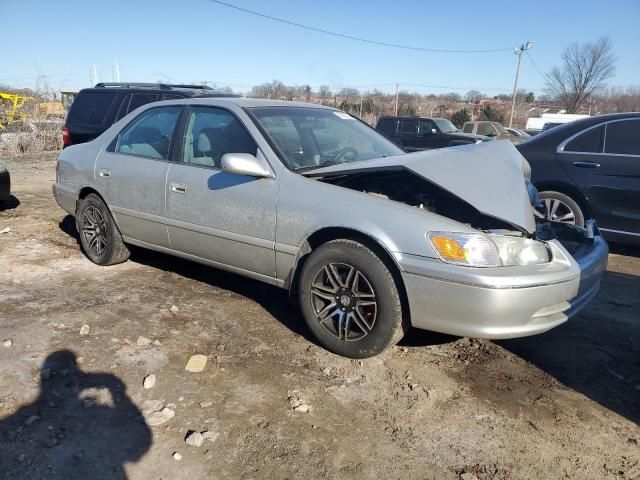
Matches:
[[399, 226, 608, 339]]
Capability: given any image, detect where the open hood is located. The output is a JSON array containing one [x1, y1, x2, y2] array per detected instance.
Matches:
[[306, 141, 536, 234]]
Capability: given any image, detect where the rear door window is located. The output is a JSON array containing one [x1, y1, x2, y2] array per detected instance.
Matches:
[[127, 93, 159, 115], [376, 118, 396, 137], [605, 120, 640, 155], [66, 91, 116, 126], [565, 125, 604, 153], [116, 106, 182, 160], [462, 123, 474, 133]]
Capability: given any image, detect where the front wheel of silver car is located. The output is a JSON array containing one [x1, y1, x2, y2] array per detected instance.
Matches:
[[298, 239, 407, 358], [76, 194, 130, 266]]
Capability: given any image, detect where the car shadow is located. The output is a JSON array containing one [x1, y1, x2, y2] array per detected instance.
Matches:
[[127, 246, 317, 344], [499, 269, 640, 425], [0, 350, 152, 479], [0, 194, 20, 211], [57, 214, 453, 350]]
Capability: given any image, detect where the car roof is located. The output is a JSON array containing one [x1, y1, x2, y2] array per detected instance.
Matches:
[[520, 112, 640, 146], [147, 97, 340, 110], [77, 83, 239, 98], [378, 116, 444, 121]]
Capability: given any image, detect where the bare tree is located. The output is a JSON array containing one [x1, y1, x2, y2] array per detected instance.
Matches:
[[545, 37, 616, 113]]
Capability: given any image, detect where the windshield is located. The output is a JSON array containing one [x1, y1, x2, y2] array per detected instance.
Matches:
[[249, 107, 404, 171], [433, 118, 458, 133]]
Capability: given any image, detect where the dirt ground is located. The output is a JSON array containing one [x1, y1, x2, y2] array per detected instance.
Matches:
[[0, 152, 638, 480]]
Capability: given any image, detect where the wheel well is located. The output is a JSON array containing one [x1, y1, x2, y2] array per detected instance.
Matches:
[[534, 182, 592, 218], [289, 227, 411, 323]]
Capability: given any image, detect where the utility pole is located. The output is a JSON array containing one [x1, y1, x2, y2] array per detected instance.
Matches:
[[112, 60, 121, 82], [90, 64, 99, 86], [394, 83, 399, 116], [359, 96, 363, 117], [509, 41, 532, 128]]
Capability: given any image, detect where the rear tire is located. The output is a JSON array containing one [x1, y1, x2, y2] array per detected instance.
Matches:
[[298, 239, 406, 358], [536, 191, 585, 227], [76, 194, 130, 266]]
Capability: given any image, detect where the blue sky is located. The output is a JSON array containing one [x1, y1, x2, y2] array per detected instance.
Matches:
[[1, 0, 638, 96]]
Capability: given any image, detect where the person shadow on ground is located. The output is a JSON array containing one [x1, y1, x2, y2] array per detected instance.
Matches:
[[0, 350, 152, 479]]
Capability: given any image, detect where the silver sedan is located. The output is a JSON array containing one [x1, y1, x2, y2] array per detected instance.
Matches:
[[53, 98, 608, 358]]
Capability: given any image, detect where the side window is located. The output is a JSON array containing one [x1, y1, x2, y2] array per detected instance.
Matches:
[[476, 123, 493, 136], [462, 123, 474, 133], [127, 93, 159, 114], [115, 94, 131, 121], [376, 119, 395, 137], [605, 120, 640, 155], [565, 125, 604, 153], [399, 119, 418, 134], [181, 107, 257, 168], [419, 120, 434, 135], [116, 106, 181, 160]]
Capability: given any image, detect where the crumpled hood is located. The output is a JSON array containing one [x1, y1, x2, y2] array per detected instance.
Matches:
[[307, 140, 536, 234]]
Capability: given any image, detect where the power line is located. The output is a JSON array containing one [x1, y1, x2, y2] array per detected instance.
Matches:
[[525, 50, 547, 82], [210, 0, 513, 54]]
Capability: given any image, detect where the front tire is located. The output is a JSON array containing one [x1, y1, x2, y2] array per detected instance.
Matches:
[[298, 239, 406, 358], [76, 194, 130, 266]]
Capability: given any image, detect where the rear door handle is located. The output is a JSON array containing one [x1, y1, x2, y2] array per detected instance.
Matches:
[[99, 169, 111, 177], [573, 161, 600, 168], [170, 182, 187, 194]]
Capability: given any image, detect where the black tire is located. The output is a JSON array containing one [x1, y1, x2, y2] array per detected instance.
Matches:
[[298, 239, 407, 358], [537, 191, 585, 227], [76, 194, 130, 266]]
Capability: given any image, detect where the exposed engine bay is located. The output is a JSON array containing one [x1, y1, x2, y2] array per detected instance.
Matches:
[[317, 168, 597, 254], [317, 169, 518, 232]]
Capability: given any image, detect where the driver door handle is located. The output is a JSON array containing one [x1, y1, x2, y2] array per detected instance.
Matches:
[[170, 182, 187, 194], [99, 168, 111, 177], [573, 161, 600, 168]]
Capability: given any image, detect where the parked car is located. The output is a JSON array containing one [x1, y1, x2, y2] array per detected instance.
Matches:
[[63, 82, 238, 148], [541, 122, 564, 132], [0, 119, 62, 152], [517, 112, 640, 245], [506, 127, 531, 138], [0, 164, 10, 203], [54, 98, 608, 358], [376, 116, 488, 151], [462, 121, 523, 143]]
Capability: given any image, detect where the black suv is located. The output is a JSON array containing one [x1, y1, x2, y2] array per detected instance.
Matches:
[[375, 116, 489, 151], [63, 83, 238, 147], [517, 112, 640, 245]]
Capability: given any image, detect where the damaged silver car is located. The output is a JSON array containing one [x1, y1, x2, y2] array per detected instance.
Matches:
[[53, 99, 609, 358]]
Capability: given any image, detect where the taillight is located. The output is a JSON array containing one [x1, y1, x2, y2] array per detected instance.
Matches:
[[62, 126, 71, 147]]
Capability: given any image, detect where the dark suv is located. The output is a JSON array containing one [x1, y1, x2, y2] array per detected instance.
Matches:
[[63, 83, 238, 147], [375, 116, 489, 151]]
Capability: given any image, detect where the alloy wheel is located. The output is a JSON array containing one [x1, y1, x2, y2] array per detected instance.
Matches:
[[310, 263, 377, 342], [534, 197, 577, 224], [81, 206, 108, 255]]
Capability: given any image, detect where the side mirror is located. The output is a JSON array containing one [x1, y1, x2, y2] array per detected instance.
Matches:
[[486, 131, 497, 137], [221, 153, 274, 178], [431, 128, 437, 135]]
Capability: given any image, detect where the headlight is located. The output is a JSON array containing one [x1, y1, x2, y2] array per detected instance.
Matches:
[[427, 232, 550, 267]]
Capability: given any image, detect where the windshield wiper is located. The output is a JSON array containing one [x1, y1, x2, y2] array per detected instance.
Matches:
[[294, 159, 347, 173]]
